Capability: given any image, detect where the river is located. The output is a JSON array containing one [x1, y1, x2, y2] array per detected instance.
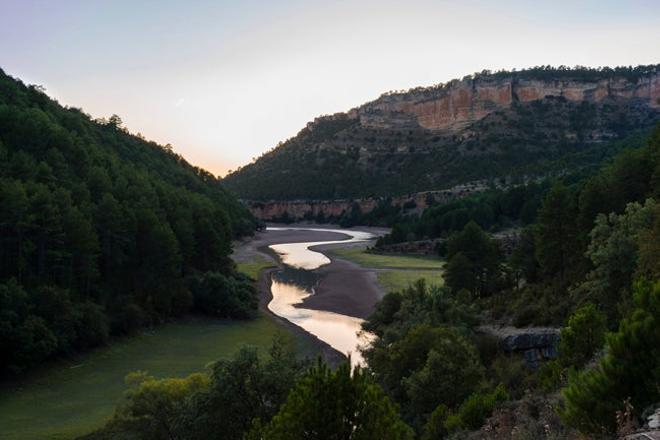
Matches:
[[266, 227, 377, 366]]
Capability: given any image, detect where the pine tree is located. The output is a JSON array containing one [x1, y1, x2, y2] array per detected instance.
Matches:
[[535, 183, 581, 286], [561, 281, 660, 434], [252, 360, 413, 440]]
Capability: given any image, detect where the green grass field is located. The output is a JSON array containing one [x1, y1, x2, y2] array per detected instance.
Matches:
[[0, 315, 285, 440], [377, 270, 445, 293], [329, 247, 443, 270], [329, 246, 444, 294], [236, 256, 275, 279]]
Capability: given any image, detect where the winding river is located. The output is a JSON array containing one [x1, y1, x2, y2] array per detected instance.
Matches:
[[266, 227, 376, 366]]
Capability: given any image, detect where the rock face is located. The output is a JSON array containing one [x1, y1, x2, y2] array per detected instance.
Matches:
[[246, 181, 489, 221], [358, 74, 660, 132], [479, 325, 560, 368], [224, 66, 660, 201]]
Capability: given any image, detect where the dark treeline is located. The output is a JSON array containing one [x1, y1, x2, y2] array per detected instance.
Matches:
[[392, 64, 660, 97], [377, 182, 549, 247], [0, 69, 257, 376], [377, 132, 654, 247]]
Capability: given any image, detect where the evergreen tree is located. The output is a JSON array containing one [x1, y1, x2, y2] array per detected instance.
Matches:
[[535, 183, 581, 286], [558, 303, 606, 368], [561, 281, 660, 434], [444, 252, 476, 294], [446, 221, 501, 296], [250, 360, 413, 440]]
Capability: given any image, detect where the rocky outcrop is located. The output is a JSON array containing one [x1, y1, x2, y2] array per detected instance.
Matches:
[[623, 409, 660, 440], [359, 72, 660, 132], [246, 181, 490, 221], [478, 325, 560, 368]]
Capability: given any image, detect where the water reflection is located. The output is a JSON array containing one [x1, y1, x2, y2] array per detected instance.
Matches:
[[269, 227, 374, 270], [266, 228, 376, 366]]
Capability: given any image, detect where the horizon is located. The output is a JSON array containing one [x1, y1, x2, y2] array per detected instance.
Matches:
[[2, 0, 659, 176]]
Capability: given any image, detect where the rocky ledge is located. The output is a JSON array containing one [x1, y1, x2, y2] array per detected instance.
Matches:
[[358, 70, 660, 132], [478, 325, 560, 368]]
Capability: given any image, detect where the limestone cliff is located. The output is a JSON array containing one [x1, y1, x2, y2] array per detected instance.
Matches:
[[246, 181, 489, 222], [358, 73, 660, 131]]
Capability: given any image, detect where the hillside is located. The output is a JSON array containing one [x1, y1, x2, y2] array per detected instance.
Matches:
[[0, 68, 257, 376], [223, 65, 660, 200]]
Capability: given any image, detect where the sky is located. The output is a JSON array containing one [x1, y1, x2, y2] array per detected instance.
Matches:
[[1, 0, 659, 176]]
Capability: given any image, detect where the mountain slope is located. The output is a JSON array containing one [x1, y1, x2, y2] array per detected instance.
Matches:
[[0, 68, 257, 375], [223, 65, 660, 200]]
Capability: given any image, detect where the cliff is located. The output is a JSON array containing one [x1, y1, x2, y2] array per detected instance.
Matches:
[[246, 181, 489, 222], [358, 73, 660, 131], [224, 65, 660, 201]]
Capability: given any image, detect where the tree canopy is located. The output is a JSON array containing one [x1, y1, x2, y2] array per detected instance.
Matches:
[[0, 68, 257, 376]]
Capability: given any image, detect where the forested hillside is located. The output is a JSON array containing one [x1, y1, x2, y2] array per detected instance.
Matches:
[[0, 69, 257, 376], [364, 124, 660, 437], [224, 65, 660, 200]]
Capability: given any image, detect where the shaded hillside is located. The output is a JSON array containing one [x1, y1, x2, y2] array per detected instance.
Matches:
[[0, 68, 257, 375], [224, 65, 660, 200]]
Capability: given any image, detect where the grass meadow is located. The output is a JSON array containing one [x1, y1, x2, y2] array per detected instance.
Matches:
[[328, 247, 443, 270], [0, 260, 285, 440], [328, 247, 444, 293], [377, 270, 445, 292]]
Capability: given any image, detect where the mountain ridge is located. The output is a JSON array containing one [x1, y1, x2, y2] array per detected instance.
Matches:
[[223, 65, 660, 200]]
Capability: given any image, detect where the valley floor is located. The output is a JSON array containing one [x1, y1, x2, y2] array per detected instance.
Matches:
[[0, 316, 288, 440]]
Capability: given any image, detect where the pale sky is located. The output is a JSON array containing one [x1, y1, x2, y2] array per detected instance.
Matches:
[[1, 0, 659, 176]]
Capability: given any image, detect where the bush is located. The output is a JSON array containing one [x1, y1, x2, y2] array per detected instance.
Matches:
[[73, 302, 109, 350], [189, 272, 257, 319], [444, 384, 509, 433], [558, 303, 606, 368], [489, 354, 532, 399], [94, 371, 210, 440], [537, 359, 564, 393], [402, 327, 485, 415], [422, 404, 450, 440]]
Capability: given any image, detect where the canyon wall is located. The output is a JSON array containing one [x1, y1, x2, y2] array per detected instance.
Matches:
[[357, 73, 660, 131], [246, 182, 490, 221]]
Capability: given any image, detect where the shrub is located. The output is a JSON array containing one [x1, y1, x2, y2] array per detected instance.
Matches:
[[558, 303, 606, 368], [444, 384, 509, 433], [537, 359, 564, 393], [422, 404, 450, 440], [561, 281, 660, 434], [489, 354, 532, 399], [189, 272, 257, 319], [400, 327, 485, 415]]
